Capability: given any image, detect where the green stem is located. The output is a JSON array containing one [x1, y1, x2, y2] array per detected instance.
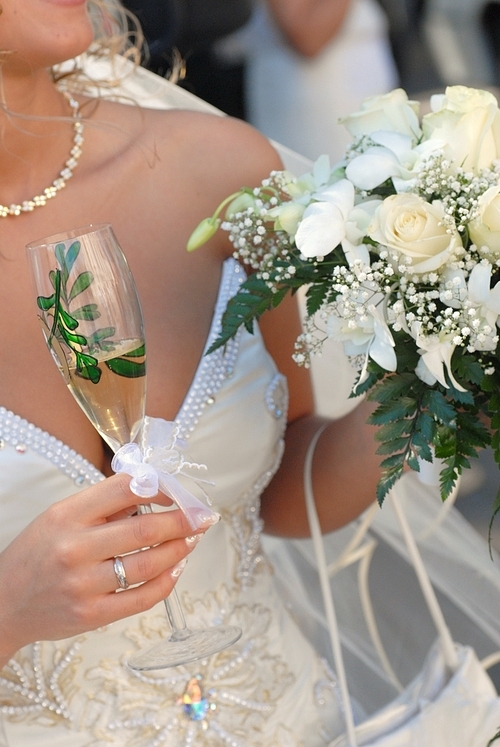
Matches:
[[211, 189, 252, 221], [47, 269, 62, 347]]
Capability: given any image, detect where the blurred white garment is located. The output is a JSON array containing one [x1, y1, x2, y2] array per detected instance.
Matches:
[[240, 0, 399, 162]]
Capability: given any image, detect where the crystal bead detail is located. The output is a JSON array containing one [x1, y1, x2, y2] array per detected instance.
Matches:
[[178, 675, 216, 723]]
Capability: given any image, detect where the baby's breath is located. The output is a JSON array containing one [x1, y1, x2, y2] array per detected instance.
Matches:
[[416, 153, 500, 235]]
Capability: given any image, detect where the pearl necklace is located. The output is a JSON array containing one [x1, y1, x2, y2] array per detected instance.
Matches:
[[0, 93, 84, 218]]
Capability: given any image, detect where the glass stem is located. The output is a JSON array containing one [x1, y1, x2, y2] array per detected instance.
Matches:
[[163, 593, 190, 640], [138, 503, 190, 639]]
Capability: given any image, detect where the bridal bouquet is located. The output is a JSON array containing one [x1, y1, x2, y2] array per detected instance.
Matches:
[[189, 85, 500, 521]]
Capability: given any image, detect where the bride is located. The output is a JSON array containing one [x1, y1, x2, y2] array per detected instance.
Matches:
[[0, 1, 384, 745], [1, 2, 500, 747]]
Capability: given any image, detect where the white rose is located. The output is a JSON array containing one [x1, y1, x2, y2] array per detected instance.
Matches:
[[422, 85, 500, 172], [339, 89, 421, 142], [469, 185, 500, 255], [368, 194, 461, 273]]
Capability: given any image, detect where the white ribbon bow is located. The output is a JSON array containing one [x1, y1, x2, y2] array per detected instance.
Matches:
[[111, 417, 216, 531]]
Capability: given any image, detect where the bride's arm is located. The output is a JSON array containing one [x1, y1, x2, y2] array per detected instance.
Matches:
[[259, 294, 380, 538]]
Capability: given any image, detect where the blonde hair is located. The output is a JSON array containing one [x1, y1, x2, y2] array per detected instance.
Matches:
[[52, 0, 144, 94]]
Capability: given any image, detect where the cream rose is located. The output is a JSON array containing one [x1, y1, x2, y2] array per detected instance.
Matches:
[[339, 89, 421, 142], [422, 85, 500, 173], [469, 185, 500, 255], [368, 194, 461, 273]]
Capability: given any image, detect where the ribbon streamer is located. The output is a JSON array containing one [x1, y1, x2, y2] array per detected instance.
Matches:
[[111, 418, 216, 531]]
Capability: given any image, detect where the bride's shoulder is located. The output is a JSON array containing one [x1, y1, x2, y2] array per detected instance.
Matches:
[[146, 106, 283, 181], [86, 95, 281, 177]]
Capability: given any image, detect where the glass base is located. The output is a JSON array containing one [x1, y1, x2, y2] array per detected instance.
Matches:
[[126, 626, 243, 671]]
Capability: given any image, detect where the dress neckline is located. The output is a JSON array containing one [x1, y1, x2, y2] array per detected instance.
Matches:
[[0, 258, 245, 486], [175, 258, 244, 440]]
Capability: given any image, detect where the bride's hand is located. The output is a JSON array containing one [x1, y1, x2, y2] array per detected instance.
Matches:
[[0, 473, 211, 666]]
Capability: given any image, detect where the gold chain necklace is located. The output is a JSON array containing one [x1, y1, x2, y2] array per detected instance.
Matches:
[[0, 93, 84, 218]]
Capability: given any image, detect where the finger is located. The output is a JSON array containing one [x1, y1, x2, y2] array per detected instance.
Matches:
[[61, 473, 186, 525], [85, 508, 213, 562], [103, 537, 192, 593], [105, 506, 140, 523], [94, 563, 189, 625]]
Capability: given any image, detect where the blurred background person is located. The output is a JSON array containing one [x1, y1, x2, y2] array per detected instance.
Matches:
[[233, 0, 399, 161]]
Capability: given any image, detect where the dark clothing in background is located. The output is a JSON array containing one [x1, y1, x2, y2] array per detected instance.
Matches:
[[121, 0, 253, 118]]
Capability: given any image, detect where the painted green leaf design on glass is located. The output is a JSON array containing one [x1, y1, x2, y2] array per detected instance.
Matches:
[[72, 304, 100, 321], [56, 240, 80, 287], [123, 343, 145, 357], [87, 327, 117, 353], [37, 294, 56, 311], [75, 351, 101, 383], [105, 356, 146, 378], [69, 270, 93, 301], [65, 330, 88, 346], [37, 244, 144, 385], [60, 308, 79, 331]]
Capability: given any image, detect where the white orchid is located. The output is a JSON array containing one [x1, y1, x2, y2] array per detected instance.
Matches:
[[345, 132, 416, 192], [412, 322, 466, 391], [345, 132, 444, 193], [468, 262, 500, 324], [294, 179, 379, 265], [295, 179, 355, 258], [269, 155, 345, 236], [286, 154, 339, 199], [461, 262, 500, 352], [327, 295, 397, 384]]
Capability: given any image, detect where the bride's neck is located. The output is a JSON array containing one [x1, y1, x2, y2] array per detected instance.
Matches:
[[0, 69, 76, 201]]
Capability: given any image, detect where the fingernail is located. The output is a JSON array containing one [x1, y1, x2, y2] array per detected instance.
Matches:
[[188, 508, 221, 529], [198, 511, 221, 526], [185, 534, 203, 548], [170, 558, 187, 578]]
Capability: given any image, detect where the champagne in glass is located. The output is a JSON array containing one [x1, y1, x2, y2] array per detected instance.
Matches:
[[26, 223, 241, 670], [63, 338, 146, 453]]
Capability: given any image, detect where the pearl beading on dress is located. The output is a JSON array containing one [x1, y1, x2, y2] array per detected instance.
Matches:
[[0, 407, 104, 487], [228, 374, 288, 591], [0, 639, 81, 719], [265, 373, 289, 420], [175, 260, 245, 441]]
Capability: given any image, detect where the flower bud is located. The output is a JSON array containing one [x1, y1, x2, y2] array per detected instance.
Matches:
[[186, 217, 220, 252], [224, 192, 256, 218]]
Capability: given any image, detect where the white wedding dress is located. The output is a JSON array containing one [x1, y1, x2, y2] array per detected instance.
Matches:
[[0, 259, 346, 747], [1, 257, 500, 747]]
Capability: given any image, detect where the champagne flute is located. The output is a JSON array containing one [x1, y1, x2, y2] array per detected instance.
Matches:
[[26, 223, 241, 670]]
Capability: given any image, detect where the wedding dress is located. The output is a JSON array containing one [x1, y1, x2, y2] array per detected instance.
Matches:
[[0, 258, 346, 747], [2, 258, 500, 747], [2, 59, 500, 747]]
